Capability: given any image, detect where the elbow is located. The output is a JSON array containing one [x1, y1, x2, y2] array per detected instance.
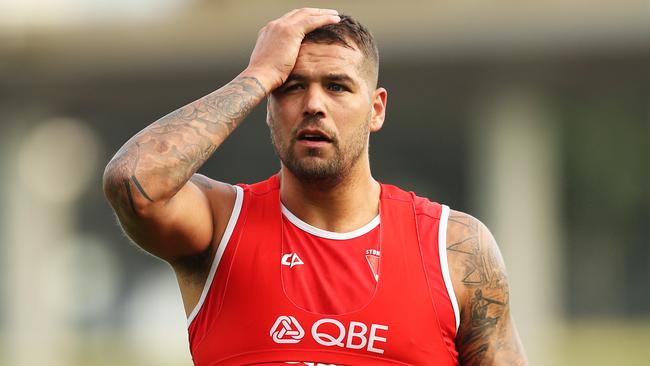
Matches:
[[102, 162, 120, 203], [102, 165, 130, 212], [102, 173, 119, 206], [102, 163, 151, 217]]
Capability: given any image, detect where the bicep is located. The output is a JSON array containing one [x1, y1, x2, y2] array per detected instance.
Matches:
[[115, 175, 234, 263], [446, 210, 527, 365]]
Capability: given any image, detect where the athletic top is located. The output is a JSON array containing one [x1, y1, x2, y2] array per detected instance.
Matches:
[[187, 175, 460, 365], [280, 203, 381, 315]]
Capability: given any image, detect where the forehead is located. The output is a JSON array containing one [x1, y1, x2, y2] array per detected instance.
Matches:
[[291, 42, 365, 80]]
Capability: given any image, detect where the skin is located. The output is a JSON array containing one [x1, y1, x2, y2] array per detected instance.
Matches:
[[102, 8, 527, 365], [268, 40, 386, 232], [447, 211, 528, 365]]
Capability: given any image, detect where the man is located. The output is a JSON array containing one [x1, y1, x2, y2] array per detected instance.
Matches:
[[103, 8, 527, 365]]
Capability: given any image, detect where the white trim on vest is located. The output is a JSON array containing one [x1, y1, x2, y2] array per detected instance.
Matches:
[[281, 203, 380, 240], [438, 204, 461, 334], [187, 185, 244, 327]]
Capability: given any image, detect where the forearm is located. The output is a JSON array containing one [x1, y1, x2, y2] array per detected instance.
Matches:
[[103, 73, 266, 213]]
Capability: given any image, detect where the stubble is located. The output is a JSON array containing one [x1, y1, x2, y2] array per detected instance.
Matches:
[[269, 112, 370, 188]]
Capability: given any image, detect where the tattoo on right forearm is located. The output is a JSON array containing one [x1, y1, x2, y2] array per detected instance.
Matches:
[[190, 175, 214, 190], [123, 179, 137, 214], [105, 76, 266, 209], [130, 175, 153, 202]]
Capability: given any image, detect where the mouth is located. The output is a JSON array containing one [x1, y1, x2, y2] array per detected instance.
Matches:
[[296, 128, 333, 145]]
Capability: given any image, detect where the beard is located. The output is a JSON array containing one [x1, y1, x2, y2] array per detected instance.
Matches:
[[269, 113, 370, 187]]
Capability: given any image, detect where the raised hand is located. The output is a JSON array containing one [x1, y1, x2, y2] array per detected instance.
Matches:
[[245, 8, 341, 92]]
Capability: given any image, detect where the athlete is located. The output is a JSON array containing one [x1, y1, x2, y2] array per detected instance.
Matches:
[[103, 8, 527, 365]]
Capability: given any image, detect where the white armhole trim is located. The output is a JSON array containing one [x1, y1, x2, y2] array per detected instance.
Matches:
[[438, 204, 461, 334], [187, 185, 244, 327]]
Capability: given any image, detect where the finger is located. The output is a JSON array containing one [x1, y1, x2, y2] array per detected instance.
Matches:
[[299, 14, 340, 33], [286, 8, 338, 21], [308, 8, 339, 15], [295, 8, 338, 15], [281, 8, 302, 19]]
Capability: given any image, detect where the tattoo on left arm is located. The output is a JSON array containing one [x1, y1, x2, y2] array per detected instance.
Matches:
[[448, 212, 527, 365]]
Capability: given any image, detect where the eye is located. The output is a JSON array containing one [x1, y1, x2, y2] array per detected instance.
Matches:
[[282, 83, 304, 93], [328, 83, 347, 92]]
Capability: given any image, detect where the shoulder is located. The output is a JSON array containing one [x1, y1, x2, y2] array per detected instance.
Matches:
[[408, 197, 505, 305], [446, 210, 509, 327], [444, 209, 528, 364], [446, 209, 497, 255], [446, 209, 492, 257], [411, 193, 444, 220], [406, 191, 491, 249], [445, 209, 505, 299]]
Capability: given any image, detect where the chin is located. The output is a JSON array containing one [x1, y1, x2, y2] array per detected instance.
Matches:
[[284, 158, 342, 183]]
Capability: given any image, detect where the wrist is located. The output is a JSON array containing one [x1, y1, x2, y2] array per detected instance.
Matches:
[[239, 67, 280, 95]]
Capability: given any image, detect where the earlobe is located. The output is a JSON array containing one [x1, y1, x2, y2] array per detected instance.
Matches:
[[369, 87, 387, 132]]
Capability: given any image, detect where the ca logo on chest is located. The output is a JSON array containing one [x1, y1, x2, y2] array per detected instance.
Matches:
[[282, 253, 304, 268]]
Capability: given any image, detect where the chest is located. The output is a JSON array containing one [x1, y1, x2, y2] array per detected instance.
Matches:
[[281, 214, 381, 314]]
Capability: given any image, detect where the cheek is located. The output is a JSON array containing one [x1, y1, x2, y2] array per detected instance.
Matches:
[[336, 117, 370, 147], [268, 101, 288, 129], [334, 103, 371, 128], [269, 98, 300, 126]]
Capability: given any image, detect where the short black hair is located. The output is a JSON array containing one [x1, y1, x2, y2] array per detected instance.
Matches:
[[303, 14, 379, 87]]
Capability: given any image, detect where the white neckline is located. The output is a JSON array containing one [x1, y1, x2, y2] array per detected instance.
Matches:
[[281, 203, 380, 240]]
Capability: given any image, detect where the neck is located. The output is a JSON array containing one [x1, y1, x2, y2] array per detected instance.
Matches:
[[279, 159, 381, 233]]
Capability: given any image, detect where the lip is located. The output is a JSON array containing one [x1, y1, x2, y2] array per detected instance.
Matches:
[[297, 139, 331, 148], [295, 127, 333, 148], [296, 128, 332, 141]]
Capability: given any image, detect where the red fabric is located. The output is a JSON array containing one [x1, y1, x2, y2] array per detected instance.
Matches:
[[281, 215, 380, 315], [188, 175, 458, 365]]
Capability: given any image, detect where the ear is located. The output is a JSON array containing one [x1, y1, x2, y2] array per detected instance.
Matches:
[[369, 87, 387, 133]]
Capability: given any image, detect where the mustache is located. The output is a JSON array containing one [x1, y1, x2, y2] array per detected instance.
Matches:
[[291, 115, 337, 143]]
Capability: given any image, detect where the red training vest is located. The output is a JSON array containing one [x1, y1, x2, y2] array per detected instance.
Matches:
[[188, 175, 459, 365], [280, 204, 381, 315]]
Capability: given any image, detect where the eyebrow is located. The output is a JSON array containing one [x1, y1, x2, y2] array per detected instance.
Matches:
[[324, 73, 356, 84], [285, 73, 357, 85]]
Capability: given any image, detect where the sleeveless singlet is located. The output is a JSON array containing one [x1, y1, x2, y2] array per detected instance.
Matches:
[[280, 203, 381, 315], [187, 175, 460, 365]]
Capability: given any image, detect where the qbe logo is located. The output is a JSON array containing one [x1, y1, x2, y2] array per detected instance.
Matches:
[[270, 315, 389, 354], [270, 315, 305, 344]]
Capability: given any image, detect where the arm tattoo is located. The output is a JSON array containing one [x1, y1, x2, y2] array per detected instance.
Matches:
[[123, 179, 137, 214], [104, 76, 266, 210], [448, 212, 527, 365], [130, 175, 153, 202], [190, 175, 214, 190]]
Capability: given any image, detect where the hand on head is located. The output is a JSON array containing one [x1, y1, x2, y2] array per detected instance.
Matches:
[[245, 8, 341, 93]]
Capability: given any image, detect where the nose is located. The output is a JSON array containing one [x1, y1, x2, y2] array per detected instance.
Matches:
[[302, 85, 326, 119]]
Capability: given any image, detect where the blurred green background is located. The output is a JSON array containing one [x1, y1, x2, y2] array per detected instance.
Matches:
[[1, 1, 648, 365]]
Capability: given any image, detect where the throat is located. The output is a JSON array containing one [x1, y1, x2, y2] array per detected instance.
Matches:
[[279, 172, 381, 233]]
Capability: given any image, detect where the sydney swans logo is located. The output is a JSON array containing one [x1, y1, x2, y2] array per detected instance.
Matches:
[[270, 315, 305, 344]]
